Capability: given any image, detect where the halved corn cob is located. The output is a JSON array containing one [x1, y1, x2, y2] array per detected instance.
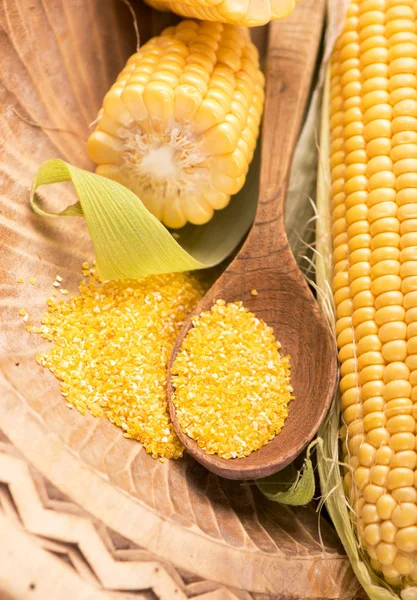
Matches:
[[144, 0, 296, 27], [331, 0, 417, 589], [87, 20, 264, 229]]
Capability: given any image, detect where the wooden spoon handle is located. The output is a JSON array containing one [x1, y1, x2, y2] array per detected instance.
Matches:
[[249, 0, 325, 251]]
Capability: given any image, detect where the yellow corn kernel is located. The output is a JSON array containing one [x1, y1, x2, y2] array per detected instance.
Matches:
[[88, 20, 264, 228], [376, 543, 398, 567], [376, 495, 397, 520], [391, 504, 417, 528], [364, 523, 381, 546], [380, 521, 397, 544]]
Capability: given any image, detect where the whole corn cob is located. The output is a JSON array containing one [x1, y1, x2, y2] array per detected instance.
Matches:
[[331, 0, 417, 589], [144, 0, 296, 27], [87, 20, 264, 229]]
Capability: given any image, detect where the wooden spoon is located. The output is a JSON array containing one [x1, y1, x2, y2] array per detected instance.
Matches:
[[168, 0, 337, 480]]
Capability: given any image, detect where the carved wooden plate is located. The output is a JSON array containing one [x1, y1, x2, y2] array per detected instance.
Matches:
[[0, 1, 361, 598]]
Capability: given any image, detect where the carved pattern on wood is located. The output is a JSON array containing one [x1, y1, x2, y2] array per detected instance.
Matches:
[[0, 442, 250, 600]]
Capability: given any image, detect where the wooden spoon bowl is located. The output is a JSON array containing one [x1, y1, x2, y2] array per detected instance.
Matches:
[[168, 0, 338, 481]]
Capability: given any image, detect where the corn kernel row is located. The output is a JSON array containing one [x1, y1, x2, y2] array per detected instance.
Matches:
[[331, 0, 417, 588]]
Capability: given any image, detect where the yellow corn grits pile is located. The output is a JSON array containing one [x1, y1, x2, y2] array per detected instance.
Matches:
[[171, 300, 293, 458], [32, 268, 204, 459]]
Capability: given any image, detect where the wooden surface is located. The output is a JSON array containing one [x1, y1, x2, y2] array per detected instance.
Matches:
[[0, 0, 359, 598], [168, 0, 338, 480]]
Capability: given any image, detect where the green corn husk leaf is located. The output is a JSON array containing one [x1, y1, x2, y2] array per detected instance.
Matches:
[[315, 2, 403, 597], [30, 153, 260, 281], [257, 440, 317, 506]]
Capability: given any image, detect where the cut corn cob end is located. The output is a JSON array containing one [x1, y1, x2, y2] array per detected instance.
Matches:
[[143, 0, 296, 27], [87, 19, 265, 229], [330, 0, 417, 593]]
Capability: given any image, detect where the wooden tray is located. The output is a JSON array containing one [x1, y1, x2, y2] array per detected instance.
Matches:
[[0, 1, 361, 598]]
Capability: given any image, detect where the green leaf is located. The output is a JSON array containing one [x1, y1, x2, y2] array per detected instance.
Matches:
[[30, 156, 259, 281], [256, 441, 317, 506]]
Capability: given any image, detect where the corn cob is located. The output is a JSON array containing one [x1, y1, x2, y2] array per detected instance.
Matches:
[[87, 20, 264, 229], [331, 0, 417, 588], [143, 0, 296, 27]]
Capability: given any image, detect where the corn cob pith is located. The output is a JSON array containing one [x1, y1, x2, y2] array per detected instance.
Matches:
[[331, 0, 417, 589], [144, 0, 296, 27], [88, 20, 264, 229]]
